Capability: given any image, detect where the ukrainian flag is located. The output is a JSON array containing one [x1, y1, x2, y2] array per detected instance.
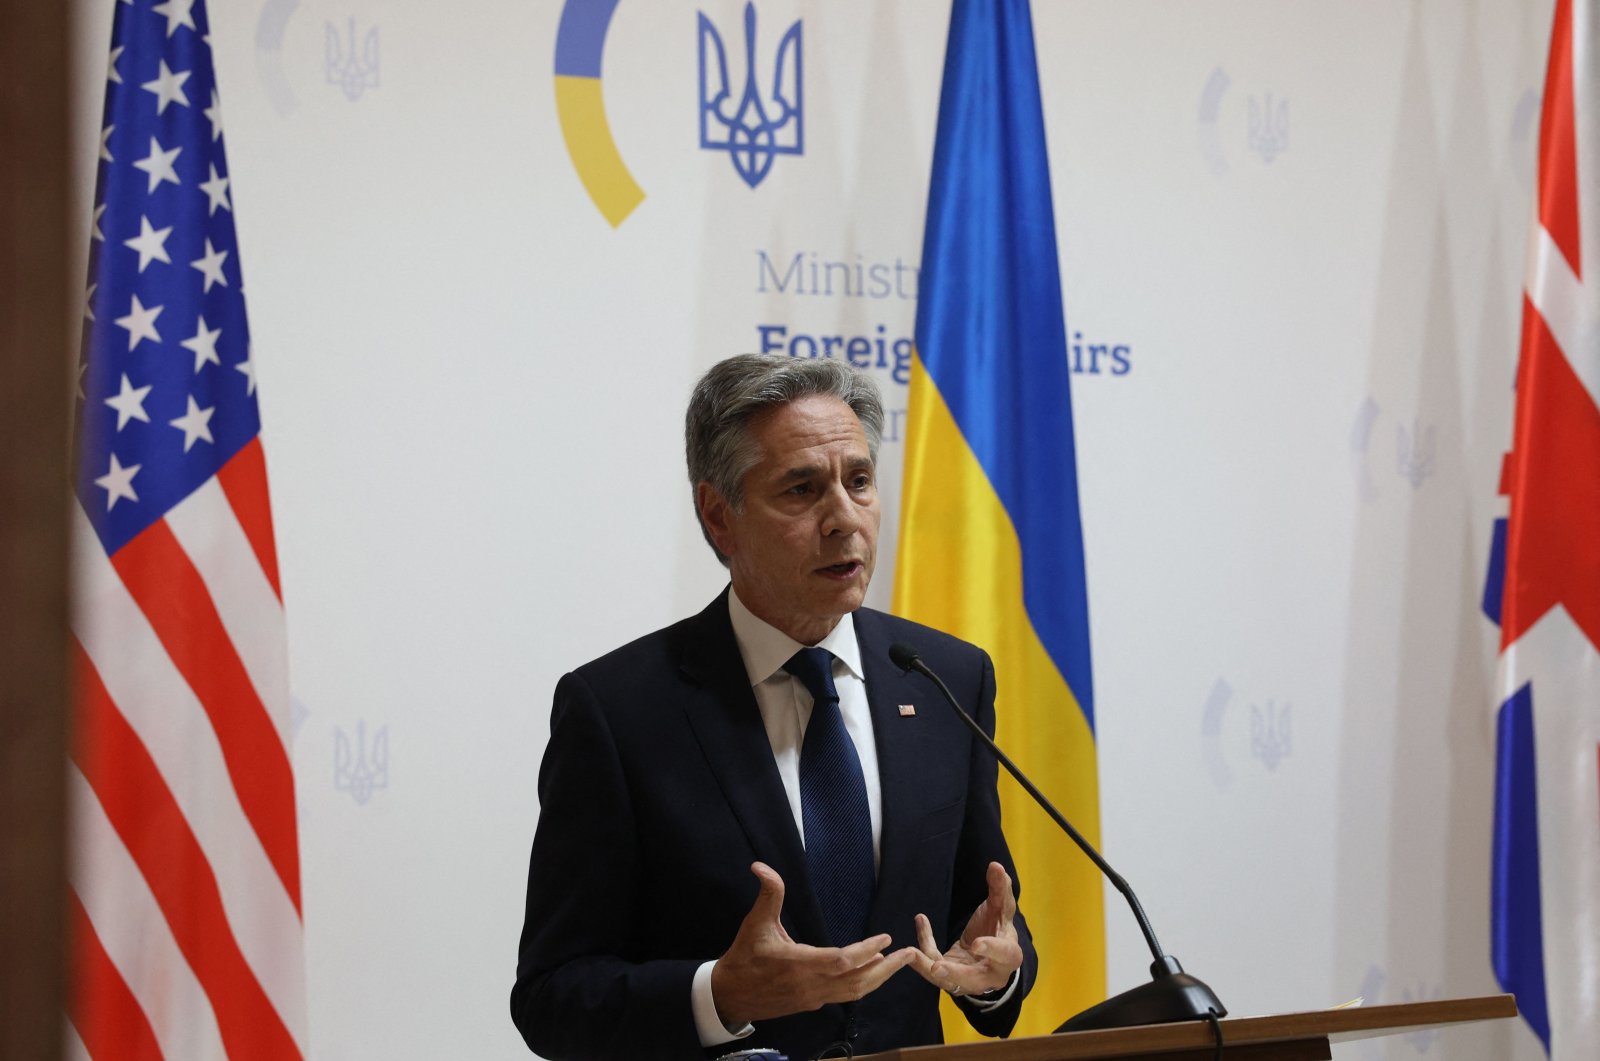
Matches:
[[893, 0, 1103, 1038]]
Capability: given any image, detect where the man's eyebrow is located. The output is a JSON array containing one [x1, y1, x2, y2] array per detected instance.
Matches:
[[775, 457, 874, 482]]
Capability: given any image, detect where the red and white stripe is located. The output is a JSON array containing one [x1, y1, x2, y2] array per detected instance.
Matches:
[[68, 441, 307, 1060], [1499, 0, 1600, 1056], [1521, 0, 1599, 410]]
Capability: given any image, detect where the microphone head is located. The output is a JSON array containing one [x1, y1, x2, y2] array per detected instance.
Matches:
[[888, 642, 921, 671]]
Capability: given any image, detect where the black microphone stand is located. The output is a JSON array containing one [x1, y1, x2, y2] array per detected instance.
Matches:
[[891, 644, 1225, 1033]]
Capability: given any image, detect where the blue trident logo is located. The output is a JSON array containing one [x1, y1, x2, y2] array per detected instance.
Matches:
[[698, 3, 803, 188]]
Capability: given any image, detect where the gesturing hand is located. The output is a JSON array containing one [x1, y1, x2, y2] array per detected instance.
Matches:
[[907, 861, 1023, 998], [711, 862, 916, 1027]]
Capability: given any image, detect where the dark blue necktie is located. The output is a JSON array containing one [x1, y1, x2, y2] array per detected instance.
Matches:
[[785, 647, 874, 947]]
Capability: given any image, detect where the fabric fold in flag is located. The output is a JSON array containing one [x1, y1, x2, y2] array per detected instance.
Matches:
[[893, 0, 1103, 1038], [1486, 0, 1600, 1056], [68, 0, 308, 1056]]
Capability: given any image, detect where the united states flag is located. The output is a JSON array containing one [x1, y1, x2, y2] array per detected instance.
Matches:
[[1485, 0, 1600, 1057], [68, 1, 307, 1057]]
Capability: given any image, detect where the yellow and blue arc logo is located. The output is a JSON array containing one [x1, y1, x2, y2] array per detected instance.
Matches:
[[553, 0, 645, 228]]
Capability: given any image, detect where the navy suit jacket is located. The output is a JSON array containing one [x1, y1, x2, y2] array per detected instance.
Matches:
[[511, 592, 1037, 1060]]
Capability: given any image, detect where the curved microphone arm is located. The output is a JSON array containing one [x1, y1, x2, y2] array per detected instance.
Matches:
[[887, 643, 1167, 965], [889, 641, 1226, 1033]]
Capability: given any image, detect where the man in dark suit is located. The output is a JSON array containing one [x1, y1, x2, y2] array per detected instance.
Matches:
[[512, 355, 1037, 1060]]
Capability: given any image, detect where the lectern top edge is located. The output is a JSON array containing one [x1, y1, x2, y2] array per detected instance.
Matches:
[[858, 993, 1518, 1061]]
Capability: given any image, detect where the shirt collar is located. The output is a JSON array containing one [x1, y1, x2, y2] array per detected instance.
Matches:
[[727, 585, 865, 687]]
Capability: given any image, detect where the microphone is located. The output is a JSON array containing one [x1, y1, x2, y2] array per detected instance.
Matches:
[[889, 642, 1225, 1033]]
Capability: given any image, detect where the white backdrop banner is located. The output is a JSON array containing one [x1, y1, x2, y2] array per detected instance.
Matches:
[[65, 1, 1558, 1058]]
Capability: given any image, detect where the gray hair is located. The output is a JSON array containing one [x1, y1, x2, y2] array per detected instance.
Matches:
[[686, 354, 884, 564]]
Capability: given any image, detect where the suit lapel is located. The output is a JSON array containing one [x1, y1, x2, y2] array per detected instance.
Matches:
[[676, 591, 829, 946], [854, 609, 931, 935]]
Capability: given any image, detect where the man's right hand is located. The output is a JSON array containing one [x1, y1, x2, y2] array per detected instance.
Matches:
[[711, 862, 916, 1027]]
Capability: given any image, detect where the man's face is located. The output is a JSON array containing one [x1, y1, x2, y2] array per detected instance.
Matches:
[[699, 395, 880, 646]]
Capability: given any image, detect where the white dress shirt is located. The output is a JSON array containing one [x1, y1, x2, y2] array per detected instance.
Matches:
[[728, 586, 883, 862], [691, 589, 1013, 1048]]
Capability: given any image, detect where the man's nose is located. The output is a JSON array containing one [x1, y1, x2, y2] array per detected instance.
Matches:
[[818, 482, 860, 536]]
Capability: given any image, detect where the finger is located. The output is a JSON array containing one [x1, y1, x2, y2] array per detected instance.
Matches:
[[901, 917, 941, 978], [834, 933, 895, 968], [889, 945, 925, 967], [938, 952, 1014, 996], [969, 935, 1018, 962], [904, 948, 984, 990], [767, 936, 879, 974], [747, 862, 786, 924], [834, 947, 917, 1000], [896, 942, 939, 975], [987, 862, 1017, 922], [914, 913, 941, 961], [988, 937, 1025, 972], [903, 951, 940, 980], [966, 935, 1023, 977]]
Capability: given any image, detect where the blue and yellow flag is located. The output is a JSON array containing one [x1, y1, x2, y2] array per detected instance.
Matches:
[[893, 0, 1102, 1038]]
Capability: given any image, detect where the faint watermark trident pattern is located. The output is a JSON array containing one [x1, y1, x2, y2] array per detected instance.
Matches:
[[698, 3, 803, 189], [1247, 92, 1289, 163], [1396, 416, 1436, 489], [334, 719, 389, 805], [1355, 965, 1387, 1061], [325, 18, 379, 101], [1401, 983, 1444, 1052], [1249, 700, 1292, 770]]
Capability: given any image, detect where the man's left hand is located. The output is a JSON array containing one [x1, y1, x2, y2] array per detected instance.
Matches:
[[907, 861, 1023, 998]]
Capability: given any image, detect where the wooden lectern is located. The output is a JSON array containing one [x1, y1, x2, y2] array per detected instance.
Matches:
[[860, 994, 1517, 1061]]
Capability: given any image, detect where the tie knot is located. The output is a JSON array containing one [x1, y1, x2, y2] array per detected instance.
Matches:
[[783, 647, 839, 706]]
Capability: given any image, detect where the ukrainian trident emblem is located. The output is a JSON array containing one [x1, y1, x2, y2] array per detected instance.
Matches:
[[1247, 92, 1289, 163], [334, 719, 389, 805], [697, 3, 803, 188], [325, 18, 380, 102], [1249, 701, 1292, 771], [1396, 416, 1436, 489]]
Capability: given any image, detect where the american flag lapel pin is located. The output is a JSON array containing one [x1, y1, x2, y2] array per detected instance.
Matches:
[[898, 704, 916, 717]]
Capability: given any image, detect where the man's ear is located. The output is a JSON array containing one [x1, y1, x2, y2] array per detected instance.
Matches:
[[696, 481, 737, 559]]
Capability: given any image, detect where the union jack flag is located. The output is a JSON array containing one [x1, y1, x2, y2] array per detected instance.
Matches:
[[1485, 1, 1600, 1056], [68, 0, 307, 1056]]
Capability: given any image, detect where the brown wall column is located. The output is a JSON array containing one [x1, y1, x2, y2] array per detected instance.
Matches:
[[0, 1, 74, 1057]]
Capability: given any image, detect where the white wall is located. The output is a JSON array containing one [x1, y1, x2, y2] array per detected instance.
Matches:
[[69, 1, 1554, 1057]]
